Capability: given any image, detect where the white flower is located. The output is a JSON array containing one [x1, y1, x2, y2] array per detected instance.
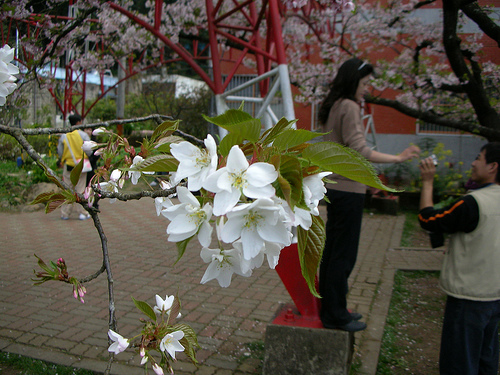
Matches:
[[155, 196, 173, 216], [152, 363, 164, 375], [110, 169, 123, 183], [263, 241, 284, 269], [98, 169, 123, 203], [82, 140, 98, 153], [82, 141, 99, 153], [233, 238, 284, 272], [203, 145, 278, 216], [221, 198, 292, 260], [160, 330, 185, 359], [287, 172, 331, 229], [140, 347, 148, 365], [200, 247, 251, 287], [292, 207, 313, 230], [155, 180, 174, 216], [344, 1, 355, 11], [170, 134, 218, 191], [0, 44, 19, 106], [128, 155, 153, 185], [233, 240, 264, 274], [303, 172, 331, 212], [107, 329, 129, 354], [153, 294, 181, 319], [162, 186, 213, 247], [154, 294, 174, 314], [92, 127, 106, 135], [98, 182, 118, 203]]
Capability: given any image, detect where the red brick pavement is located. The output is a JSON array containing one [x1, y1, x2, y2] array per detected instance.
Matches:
[[0, 200, 443, 374], [0, 199, 292, 374]]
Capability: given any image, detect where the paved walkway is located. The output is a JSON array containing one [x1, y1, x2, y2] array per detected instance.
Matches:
[[0, 199, 444, 374]]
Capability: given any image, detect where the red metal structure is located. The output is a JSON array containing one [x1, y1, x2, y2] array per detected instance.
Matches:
[[109, 0, 296, 128], [4, 0, 337, 327]]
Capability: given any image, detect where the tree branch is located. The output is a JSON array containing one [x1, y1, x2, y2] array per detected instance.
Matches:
[[366, 95, 500, 141], [442, 0, 500, 135], [461, 0, 500, 47]]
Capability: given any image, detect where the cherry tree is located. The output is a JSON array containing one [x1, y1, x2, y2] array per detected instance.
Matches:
[[2, 38, 394, 373], [282, 0, 500, 140]]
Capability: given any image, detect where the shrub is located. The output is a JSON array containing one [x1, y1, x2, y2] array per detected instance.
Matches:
[[381, 139, 468, 199]]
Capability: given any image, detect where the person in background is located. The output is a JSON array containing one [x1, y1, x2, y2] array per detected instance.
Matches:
[[57, 114, 92, 220], [418, 142, 500, 374], [83, 126, 100, 209], [318, 58, 420, 332]]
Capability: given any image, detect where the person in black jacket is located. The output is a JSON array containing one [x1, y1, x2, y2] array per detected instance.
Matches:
[[418, 142, 500, 375]]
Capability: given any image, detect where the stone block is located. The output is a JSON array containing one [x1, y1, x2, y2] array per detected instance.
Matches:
[[263, 324, 354, 375]]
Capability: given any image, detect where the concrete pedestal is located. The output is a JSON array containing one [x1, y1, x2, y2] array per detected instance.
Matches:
[[263, 323, 354, 375]]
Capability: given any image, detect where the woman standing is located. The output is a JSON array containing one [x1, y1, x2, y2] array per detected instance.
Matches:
[[318, 58, 420, 332]]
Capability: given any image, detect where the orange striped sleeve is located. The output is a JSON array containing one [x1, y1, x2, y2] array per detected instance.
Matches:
[[418, 200, 465, 223]]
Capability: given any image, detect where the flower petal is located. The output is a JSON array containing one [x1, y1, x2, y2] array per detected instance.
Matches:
[[226, 146, 249, 173], [212, 189, 241, 216], [245, 163, 278, 186]]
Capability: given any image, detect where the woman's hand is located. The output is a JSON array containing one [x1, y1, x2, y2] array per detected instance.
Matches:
[[397, 145, 420, 163]]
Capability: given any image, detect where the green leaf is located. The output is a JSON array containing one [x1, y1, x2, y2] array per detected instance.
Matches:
[[260, 117, 296, 145], [31, 192, 66, 205], [70, 160, 84, 186], [46, 199, 67, 214], [302, 142, 399, 192], [31, 191, 73, 214], [218, 132, 244, 157], [272, 129, 325, 151], [273, 155, 303, 209], [139, 155, 179, 172], [39, 163, 65, 189], [297, 215, 325, 298], [203, 109, 261, 142], [151, 120, 180, 143], [34, 254, 52, 274], [172, 323, 200, 364], [132, 297, 157, 322], [154, 135, 186, 153], [174, 236, 193, 265]]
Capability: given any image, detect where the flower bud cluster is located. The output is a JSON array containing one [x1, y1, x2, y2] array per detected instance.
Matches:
[[32, 255, 86, 303], [108, 294, 197, 374]]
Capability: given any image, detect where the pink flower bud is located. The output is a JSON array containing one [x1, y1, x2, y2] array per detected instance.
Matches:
[[152, 363, 164, 375]]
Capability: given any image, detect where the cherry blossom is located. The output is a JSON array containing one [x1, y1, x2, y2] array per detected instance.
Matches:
[[161, 186, 213, 247], [221, 198, 292, 260], [152, 363, 164, 375], [160, 330, 185, 360], [154, 180, 175, 216], [170, 134, 218, 191], [203, 145, 278, 216], [154, 294, 175, 314], [200, 247, 251, 287], [0, 44, 19, 106], [107, 330, 129, 354], [128, 155, 154, 185], [82, 141, 98, 153]]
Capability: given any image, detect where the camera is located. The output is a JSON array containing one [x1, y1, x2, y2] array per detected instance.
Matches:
[[421, 154, 438, 166]]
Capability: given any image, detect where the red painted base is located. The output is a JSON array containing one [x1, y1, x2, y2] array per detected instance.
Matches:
[[272, 303, 324, 329], [274, 243, 325, 328]]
